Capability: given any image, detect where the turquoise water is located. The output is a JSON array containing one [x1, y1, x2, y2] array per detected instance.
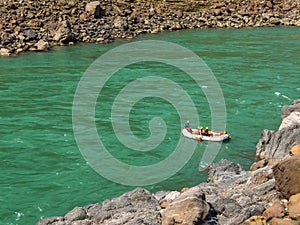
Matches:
[[1, 27, 299, 224]]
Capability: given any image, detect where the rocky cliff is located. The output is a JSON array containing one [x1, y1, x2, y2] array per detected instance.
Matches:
[[1, 0, 300, 56], [36, 100, 300, 225]]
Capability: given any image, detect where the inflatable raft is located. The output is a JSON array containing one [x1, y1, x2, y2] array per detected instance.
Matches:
[[182, 128, 231, 142]]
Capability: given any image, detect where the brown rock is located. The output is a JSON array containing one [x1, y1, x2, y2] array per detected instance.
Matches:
[[160, 199, 171, 209], [269, 217, 300, 225], [290, 145, 300, 156], [85, 1, 104, 18], [242, 216, 267, 225], [53, 20, 74, 44], [79, 13, 88, 21], [282, 4, 291, 11], [262, 202, 285, 220], [273, 157, 300, 199], [161, 186, 209, 225], [250, 159, 268, 171], [213, 8, 221, 16], [113, 16, 128, 30], [288, 193, 300, 220], [0, 48, 11, 56], [35, 40, 49, 51], [266, 1, 273, 8], [16, 48, 23, 54]]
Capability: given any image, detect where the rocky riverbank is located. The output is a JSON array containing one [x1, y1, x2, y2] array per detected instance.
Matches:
[[36, 100, 300, 225], [1, 0, 300, 56]]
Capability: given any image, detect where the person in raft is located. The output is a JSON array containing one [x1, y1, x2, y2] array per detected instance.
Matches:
[[202, 126, 211, 136], [198, 126, 203, 134], [184, 120, 192, 133]]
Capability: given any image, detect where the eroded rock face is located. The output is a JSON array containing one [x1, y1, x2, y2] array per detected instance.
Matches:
[[256, 100, 300, 160], [256, 124, 300, 160], [273, 157, 300, 199], [198, 160, 276, 225]]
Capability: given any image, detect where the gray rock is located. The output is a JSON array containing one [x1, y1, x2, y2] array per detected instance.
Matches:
[[71, 219, 92, 225], [214, 198, 242, 217], [256, 124, 300, 160], [64, 206, 87, 222], [198, 160, 276, 225], [207, 159, 243, 184], [36, 216, 64, 225], [256, 100, 300, 160], [89, 187, 161, 225], [23, 29, 37, 40], [279, 111, 300, 130]]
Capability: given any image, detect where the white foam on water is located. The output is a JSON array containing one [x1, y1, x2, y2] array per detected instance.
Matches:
[[282, 95, 291, 100], [274, 92, 280, 96], [15, 212, 24, 221]]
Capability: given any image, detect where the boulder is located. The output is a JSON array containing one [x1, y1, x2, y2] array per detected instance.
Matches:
[[273, 157, 300, 199], [288, 193, 300, 220], [0, 47, 11, 56], [23, 29, 37, 41], [250, 159, 268, 171], [262, 202, 285, 220], [71, 220, 92, 225], [279, 112, 300, 130], [290, 145, 300, 156], [281, 99, 300, 119], [64, 206, 87, 222], [85, 1, 104, 18], [269, 217, 300, 225], [207, 159, 243, 184], [161, 186, 210, 225], [198, 160, 276, 225], [36, 216, 64, 225], [158, 191, 180, 208], [53, 20, 74, 44], [35, 39, 49, 51], [113, 16, 128, 30], [242, 216, 267, 225], [87, 187, 161, 225]]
